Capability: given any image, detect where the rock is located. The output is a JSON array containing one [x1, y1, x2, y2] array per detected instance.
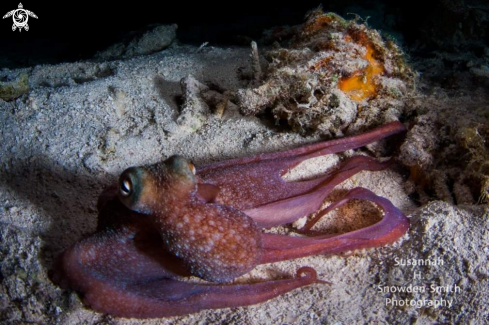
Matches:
[[96, 24, 178, 60]]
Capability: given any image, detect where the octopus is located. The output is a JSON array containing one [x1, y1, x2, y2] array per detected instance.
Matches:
[[52, 121, 410, 318]]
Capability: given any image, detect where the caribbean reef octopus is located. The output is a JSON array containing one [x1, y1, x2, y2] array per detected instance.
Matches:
[[52, 121, 410, 318]]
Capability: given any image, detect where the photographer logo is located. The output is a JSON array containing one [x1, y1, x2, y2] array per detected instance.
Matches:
[[3, 3, 38, 32]]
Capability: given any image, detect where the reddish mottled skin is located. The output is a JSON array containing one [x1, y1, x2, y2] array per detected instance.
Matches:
[[52, 122, 410, 318]]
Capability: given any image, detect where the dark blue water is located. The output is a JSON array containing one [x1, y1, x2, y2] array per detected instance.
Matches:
[[0, 0, 487, 68]]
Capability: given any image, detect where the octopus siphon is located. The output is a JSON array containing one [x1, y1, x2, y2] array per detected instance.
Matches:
[[51, 121, 410, 318]]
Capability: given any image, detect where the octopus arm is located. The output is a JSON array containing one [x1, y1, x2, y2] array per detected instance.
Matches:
[[198, 121, 405, 173], [260, 187, 410, 264], [197, 121, 406, 210], [244, 155, 392, 227], [53, 226, 325, 318]]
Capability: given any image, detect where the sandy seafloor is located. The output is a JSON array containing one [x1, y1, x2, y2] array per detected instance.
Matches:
[[1, 43, 488, 325]]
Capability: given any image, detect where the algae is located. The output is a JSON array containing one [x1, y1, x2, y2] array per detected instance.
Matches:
[[236, 9, 415, 137], [0, 73, 29, 101]]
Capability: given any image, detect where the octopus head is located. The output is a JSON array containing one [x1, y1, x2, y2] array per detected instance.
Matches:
[[118, 155, 197, 214]]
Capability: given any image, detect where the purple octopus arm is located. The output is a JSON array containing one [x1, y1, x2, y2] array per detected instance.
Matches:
[[53, 221, 325, 318], [260, 187, 409, 263], [196, 121, 406, 211]]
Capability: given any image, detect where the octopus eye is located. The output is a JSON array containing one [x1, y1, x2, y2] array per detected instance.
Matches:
[[120, 178, 132, 197]]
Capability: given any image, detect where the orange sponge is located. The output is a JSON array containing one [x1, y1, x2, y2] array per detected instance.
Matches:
[[339, 44, 383, 101]]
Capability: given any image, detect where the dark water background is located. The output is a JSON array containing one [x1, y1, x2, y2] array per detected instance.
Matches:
[[0, 0, 488, 68]]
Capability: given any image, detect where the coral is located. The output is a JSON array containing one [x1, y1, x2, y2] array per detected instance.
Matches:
[[399, 98, 489, 205], [236, 9, 415, 136], [176, 75, 211, 132]]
